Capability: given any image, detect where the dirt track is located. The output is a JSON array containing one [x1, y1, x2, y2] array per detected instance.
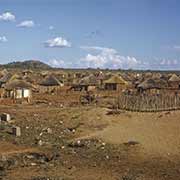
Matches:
[[96, 111, 180, 157]]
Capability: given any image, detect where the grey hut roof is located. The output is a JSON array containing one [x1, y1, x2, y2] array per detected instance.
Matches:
[[137, 78, 168, 90], [4, 80, 34, 90], [169, 74, 180, 82], [0, 73, 12, 84], [79, 75, 99, 86], [39, 75, 63, 86]]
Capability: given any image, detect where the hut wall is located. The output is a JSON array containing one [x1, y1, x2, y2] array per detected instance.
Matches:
[[105, 83, 127, 91], [87, 85, 96, 91], [117, 84, 127, 91], [105, 83, 117, 90], [16, 89, 23, 98], [7, 88, 32, 99], [39, 85, 60, 94], [23, 89, 32, 98], [169, 82, 180, 89], [0, 88, 4, 98]]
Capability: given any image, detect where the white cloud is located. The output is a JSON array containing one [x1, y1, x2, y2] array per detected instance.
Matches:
[[48, 59, 65, 67], [80, 46, 139, 69], [0, 36, 8, 42], [44, 37, 71, 48], [173, 45, 180, 51], [17, 20, 35, 28], [0, 12, 15, 22], [49, 26, 54, 30], [139, 57, 180, 70], [160, 58, 178, 66]]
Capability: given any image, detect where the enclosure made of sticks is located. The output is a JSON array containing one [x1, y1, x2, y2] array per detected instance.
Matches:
[[117, 93, 180, 112]]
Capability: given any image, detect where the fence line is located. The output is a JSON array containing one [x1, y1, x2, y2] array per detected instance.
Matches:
[[117, 94, 180, 112]]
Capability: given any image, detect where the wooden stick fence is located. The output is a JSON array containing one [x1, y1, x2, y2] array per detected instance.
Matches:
[[117, 94, 180, 112]]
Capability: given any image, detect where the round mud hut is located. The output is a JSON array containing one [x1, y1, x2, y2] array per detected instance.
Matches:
[[39, 75, 64, 93], [104, 75, 128, 91], [4, 79, 34, 103], [168, 74, 180, 89]]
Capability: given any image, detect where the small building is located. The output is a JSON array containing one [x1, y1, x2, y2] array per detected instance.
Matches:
[[4, 79, 33, 103], [137, 78, 168, 94], [71, 74, 100, 92], [168, 74, 180, 89], [104, 75, 128, 91], [39, 75, 64, 93]]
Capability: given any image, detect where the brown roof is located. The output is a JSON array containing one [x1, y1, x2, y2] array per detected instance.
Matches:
[[169, 74, 180, 82], [5, 80, 34, 90], [39, 75, 63, 86], [104, 75, 128, 85], [137, 78, 168, 90], [79, 74, 99, 86]]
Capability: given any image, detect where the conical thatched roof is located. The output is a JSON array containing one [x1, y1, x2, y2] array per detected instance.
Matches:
[[169, 74, 180, 82], [39, 75, 63, 86], [104, 75, 128, 85], [144, 72, 153, 78], [4, 79, 34, 90], [152, 73, 162, 79], [79, 74, 99, 86], [1, 69, 9, 76], [137, 78, 168, 90]]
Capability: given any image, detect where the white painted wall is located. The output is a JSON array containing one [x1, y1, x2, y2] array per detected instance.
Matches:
[[23, 89, 31, 98]]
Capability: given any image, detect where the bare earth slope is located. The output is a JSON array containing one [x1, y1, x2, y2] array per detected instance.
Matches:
[[1, 105, 180, 179]]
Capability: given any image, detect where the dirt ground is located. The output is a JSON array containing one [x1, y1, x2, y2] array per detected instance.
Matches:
[[1, 103, 180, 180]]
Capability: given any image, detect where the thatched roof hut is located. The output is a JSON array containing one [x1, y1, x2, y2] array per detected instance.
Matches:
[[4, 79, 34, 101], [168, 74, 180, 89], [79, 74, 99, 86], [4, 79, 34, 91], [39, 75, 63, 87], [1, 69, 9, 76], [104, 75, 128, 91], [104, 75, 128, 85], [169, 74, 180, 82], [137, 78, 168, 90]]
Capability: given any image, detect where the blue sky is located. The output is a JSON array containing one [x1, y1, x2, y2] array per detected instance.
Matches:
[[0, 0, 180, 70]]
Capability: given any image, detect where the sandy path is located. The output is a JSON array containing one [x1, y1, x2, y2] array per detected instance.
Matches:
[[0, 141, 38, 156], [76, 110, 180, 158], [96, 111, 180, 157]]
